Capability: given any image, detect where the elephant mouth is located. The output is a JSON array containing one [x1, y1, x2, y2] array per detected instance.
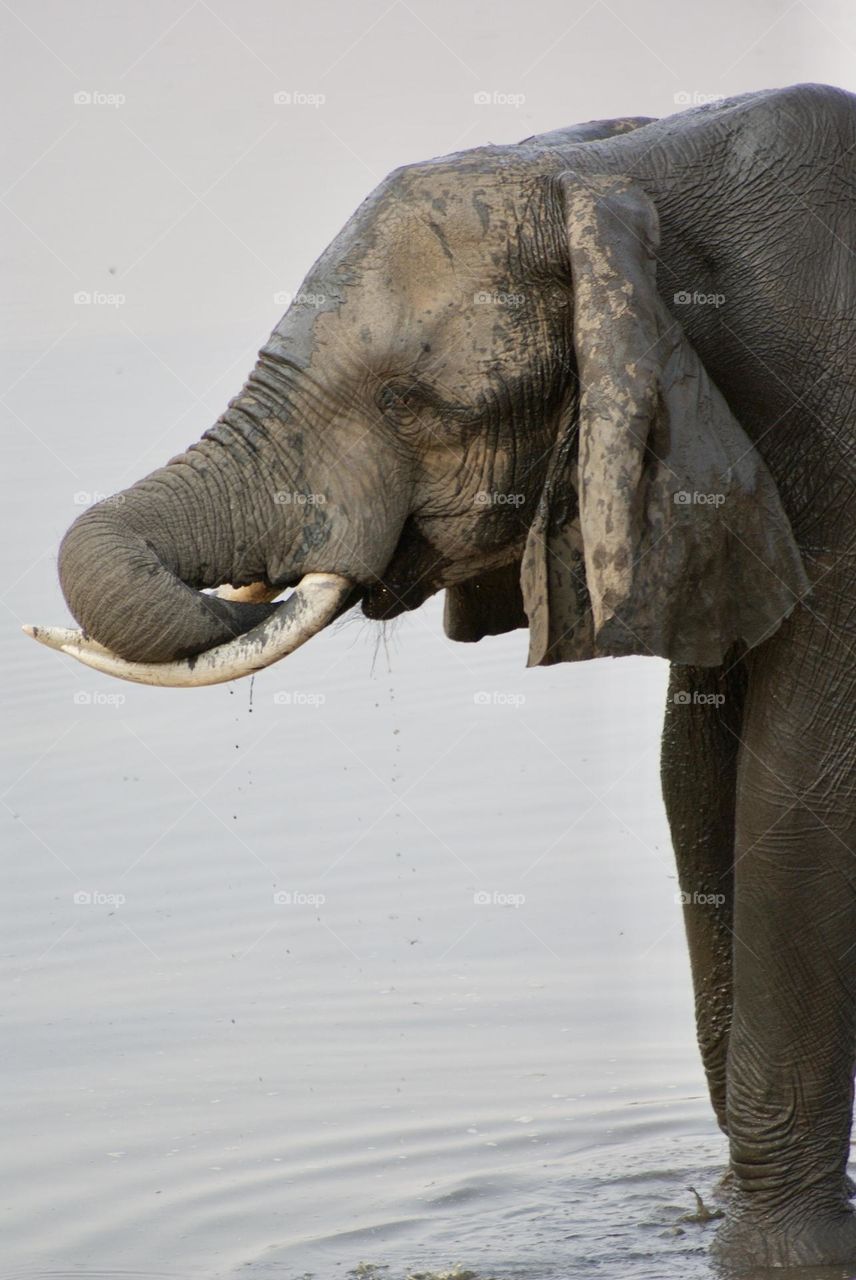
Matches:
[[362, 577, 434, 620], [361, 518, 450, 620]]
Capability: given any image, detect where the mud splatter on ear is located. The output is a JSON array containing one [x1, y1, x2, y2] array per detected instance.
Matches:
[[520, 417, 594, 665], [521, 171, 808, 667]]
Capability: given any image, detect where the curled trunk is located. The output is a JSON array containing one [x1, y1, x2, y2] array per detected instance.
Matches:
[[59, 429, 283, 663], [46, 339, 408, 676]]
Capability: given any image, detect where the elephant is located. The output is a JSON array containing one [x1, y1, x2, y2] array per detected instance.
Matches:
[[27, 82, 856, 1268]]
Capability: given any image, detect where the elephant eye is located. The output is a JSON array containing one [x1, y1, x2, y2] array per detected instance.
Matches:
[[377, 383, 417, 424]]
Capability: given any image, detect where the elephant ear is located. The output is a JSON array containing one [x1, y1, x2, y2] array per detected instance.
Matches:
[[521, 172, 809, 668]]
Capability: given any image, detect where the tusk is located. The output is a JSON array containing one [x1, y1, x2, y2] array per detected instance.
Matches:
[[216, 581, 283, 604], [23, 572, 353, 688], [22, 625, 116, 656]]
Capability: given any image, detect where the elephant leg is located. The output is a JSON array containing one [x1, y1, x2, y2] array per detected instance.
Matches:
[[714, 588, 856, 1267], [661, 659, 747, 1134]]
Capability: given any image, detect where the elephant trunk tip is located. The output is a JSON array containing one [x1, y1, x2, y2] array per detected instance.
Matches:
[[56, 500, 297, 665], [58, 504, 132, 652]]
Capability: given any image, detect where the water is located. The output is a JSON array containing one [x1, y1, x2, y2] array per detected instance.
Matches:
[[1, 333, 710, 1275], [9, 338, 856, 1280]]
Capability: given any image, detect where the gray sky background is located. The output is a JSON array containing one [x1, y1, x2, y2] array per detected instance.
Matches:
[[3, 0, 856, 621], [3, 0, 855, 351]]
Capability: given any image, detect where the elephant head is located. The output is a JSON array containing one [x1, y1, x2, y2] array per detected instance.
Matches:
[[28, 155, 808, 685]]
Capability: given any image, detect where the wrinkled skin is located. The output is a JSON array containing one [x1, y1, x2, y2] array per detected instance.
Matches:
[[55, 84, 856, 1266]]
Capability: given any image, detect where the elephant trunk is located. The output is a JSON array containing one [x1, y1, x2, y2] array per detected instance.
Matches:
[[58, 421, 292, 663], [58, 507, 270, 665], [34, 334, 410, 683]]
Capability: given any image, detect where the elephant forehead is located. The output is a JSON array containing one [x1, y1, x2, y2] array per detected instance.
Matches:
[[331, 278, 532, 379], [375, 164, 513, 236], [354, 167, 522, 284], [316, 250, 520, 366], [286, 166, 544, 375], [362, 216, 501, 305]]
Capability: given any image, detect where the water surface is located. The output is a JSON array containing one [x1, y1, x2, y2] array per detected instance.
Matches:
[[6, 340, 848, 1280]]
